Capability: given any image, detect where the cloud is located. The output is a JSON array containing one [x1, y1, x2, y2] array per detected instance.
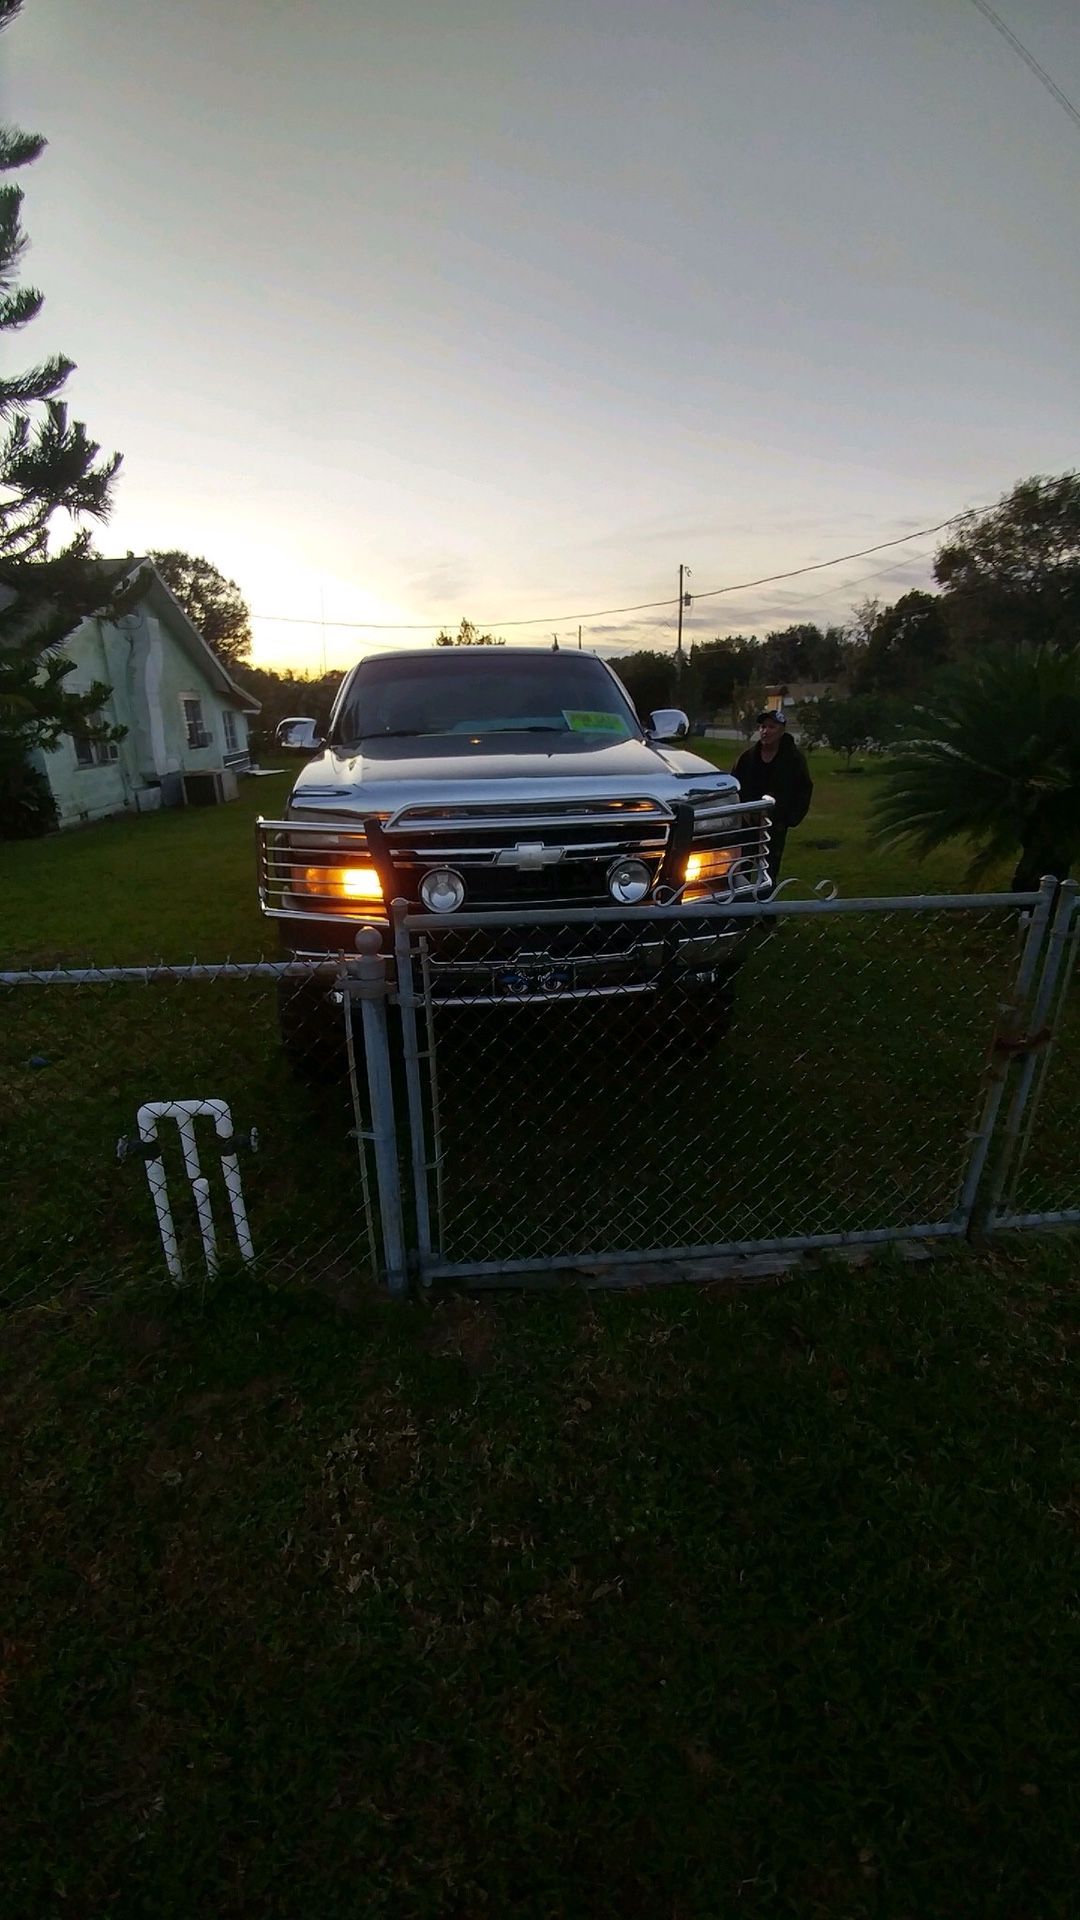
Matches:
[[571, 506, 889, 559], [406, 557, 475, 612]]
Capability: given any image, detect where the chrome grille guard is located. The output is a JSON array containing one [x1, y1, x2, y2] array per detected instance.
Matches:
[[256, 797, 774, 922]]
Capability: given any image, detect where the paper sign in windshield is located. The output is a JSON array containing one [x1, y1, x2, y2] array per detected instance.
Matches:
[[563, 710, 629, 737]]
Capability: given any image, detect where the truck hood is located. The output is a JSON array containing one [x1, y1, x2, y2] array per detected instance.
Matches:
[[288, 732, 738, 817]]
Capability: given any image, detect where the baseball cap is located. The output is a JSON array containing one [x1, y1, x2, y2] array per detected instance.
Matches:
[[756, 709, 786, 726]]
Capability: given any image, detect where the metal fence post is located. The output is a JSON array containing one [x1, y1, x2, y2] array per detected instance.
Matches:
[[982, 878, 1079, 1228], [391, 898, 434, 1276], [959, 876, 1058, 1242], [345, 928, 408, 1297]]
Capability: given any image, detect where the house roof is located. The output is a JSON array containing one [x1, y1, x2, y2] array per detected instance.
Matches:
[[114, 559, 261, 713], [1, 557, 261, 713]]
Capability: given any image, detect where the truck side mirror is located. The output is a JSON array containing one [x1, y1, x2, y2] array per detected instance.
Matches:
[[648, 708, 690, 742], [275, 718, 323, 752]]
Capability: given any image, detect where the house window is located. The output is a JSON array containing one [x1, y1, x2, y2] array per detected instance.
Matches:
[[222, 708, 239, 752], [182, 696, 210, 749], [71, 720, 119, 768]]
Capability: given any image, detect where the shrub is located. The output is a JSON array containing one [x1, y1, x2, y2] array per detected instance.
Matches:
[[0, 752, 59, 839]]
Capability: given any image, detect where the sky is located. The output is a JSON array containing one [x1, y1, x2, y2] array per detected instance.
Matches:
[[5, 0, 1079, 670]]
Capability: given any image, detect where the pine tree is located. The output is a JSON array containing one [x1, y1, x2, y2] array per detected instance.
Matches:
[[0, 0, 128, 835]]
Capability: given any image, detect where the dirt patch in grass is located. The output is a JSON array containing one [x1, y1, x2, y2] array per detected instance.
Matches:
[[419, 1295, 500, 1373]]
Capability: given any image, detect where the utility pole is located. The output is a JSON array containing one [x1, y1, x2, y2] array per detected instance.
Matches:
[[577, 624, 582, 651], [675, 564, 691, 698]]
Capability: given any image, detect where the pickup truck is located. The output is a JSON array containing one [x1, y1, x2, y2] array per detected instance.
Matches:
[[256, 647, 771, 1063]]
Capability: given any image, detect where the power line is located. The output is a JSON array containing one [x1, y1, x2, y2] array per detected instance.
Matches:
[[685, 516, 971, 604], [251, 509, 979, 633], [252, 591, 675, 631], [631, 546, 940, 646], [965, 0, 1080, 134], [800, 543, 939, 602]]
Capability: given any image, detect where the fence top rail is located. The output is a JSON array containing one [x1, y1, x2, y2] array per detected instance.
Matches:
[[396, 884, 1051, 933], [0, 959, 336, 987], [1, 882, 1066, 984]]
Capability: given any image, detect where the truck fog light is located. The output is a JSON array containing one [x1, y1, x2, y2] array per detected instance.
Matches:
[[607, 857, 651, 905], [420, 867, 466, 913]]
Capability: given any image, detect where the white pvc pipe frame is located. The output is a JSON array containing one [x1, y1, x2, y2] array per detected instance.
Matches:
[[135, 1099, 255, 1284]]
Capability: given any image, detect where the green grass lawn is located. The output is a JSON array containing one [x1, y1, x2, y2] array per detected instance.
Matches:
[[2, 1244, 1078, 1917], [3, 770, 294, 967], [2, 759, 1079, 1914]]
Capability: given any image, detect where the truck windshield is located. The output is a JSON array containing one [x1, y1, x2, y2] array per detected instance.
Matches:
[[333, 653, 641, 745]]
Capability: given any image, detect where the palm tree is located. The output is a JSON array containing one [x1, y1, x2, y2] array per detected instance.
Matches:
[[872, 648, 1080, 891]]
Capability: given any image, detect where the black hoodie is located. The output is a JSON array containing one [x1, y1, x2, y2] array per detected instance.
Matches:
[[732, 733, 813, 830]]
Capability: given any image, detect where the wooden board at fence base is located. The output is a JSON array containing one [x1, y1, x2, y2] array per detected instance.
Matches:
[[441, 1241, 939, 1292]]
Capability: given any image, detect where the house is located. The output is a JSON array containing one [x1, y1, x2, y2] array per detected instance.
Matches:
[[30, 559, 260, 829], [762, 681, 839, 736]]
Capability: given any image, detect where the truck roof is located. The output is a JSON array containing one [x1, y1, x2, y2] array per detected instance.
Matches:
[[354, 646, 605, 666]]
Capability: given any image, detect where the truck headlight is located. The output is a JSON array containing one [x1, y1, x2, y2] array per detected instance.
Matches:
[[420, 867, 466, 913], [607, 857, 651, 905]]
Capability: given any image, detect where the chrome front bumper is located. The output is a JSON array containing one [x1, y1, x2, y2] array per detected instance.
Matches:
[[293, 924, 746, 1007]]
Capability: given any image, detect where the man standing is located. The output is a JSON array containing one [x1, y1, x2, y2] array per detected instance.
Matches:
[[733, 710, 813, 889]]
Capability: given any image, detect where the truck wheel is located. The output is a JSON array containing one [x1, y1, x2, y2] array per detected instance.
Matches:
[[276, 975, 347, 1081]]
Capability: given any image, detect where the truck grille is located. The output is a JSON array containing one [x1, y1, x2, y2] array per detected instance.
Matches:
[[398, 858, 624, 910]]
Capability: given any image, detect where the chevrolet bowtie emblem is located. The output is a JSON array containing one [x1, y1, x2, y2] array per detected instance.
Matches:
[[495, 842, 565, 870]]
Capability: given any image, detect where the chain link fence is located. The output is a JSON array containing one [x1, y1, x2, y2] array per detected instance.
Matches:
[[2, 883, 1077, 1314], [0, 961, 384, 1313]]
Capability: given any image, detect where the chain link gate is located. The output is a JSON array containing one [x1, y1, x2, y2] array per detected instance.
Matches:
[[983, 879, 1080, 1232], [389, 883, 1062, 1288]]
